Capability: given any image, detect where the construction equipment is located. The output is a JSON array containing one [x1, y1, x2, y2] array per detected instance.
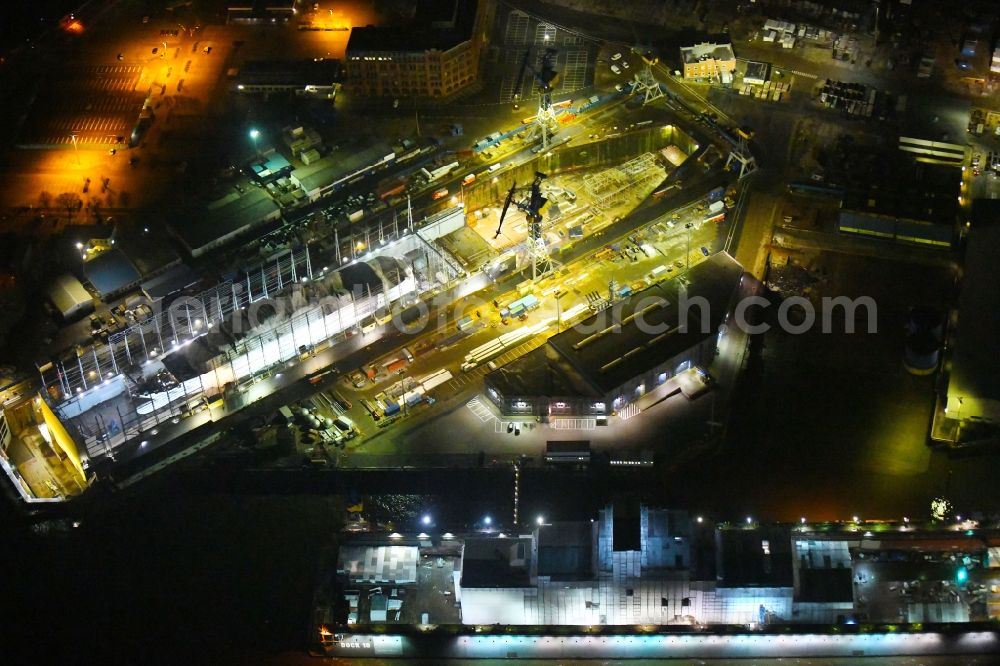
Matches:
[[631, 48, 665, 105], [493, 172, 560, 282], [513, 47, 561, 152]]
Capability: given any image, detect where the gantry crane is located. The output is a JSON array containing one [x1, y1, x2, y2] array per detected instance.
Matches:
[[493, 172, 559, 282], [631, 48, 665, 105]]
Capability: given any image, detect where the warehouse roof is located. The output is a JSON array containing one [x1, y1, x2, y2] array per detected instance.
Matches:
[[716, 525, 794, 588], [536, 522, 596, 581], [485, 344, 602, 400], [47, 274, 93, 320], [83, 249, 141, 299], [171, 188, 280, 256], [841, 148, 960, 226], [141, 264, 201, 301], [461, 536, 533, 588], [547, 252, 743, 394], [948, 201, 1000, 417], [292, 143, 393, 195]]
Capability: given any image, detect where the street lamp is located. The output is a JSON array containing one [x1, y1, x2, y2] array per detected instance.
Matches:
[[249, 128, 260, 157], [536, 515, 545, 526], [685, 222, 693, 272], [555, 290, 568, 332], [421, 514, 431, 526], [954, 396, 964, 444]]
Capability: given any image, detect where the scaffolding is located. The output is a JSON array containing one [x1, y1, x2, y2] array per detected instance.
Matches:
[[582, 153, 661, 210]]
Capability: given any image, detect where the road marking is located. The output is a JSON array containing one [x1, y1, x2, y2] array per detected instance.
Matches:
[[789, 69, 819, 79], [466, 397, 495, 423], [550, 418, 596, 430]]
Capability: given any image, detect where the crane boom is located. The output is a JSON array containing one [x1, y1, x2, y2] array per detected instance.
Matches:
[[494, 183, 518, 239], [512, 49, 532, 106]]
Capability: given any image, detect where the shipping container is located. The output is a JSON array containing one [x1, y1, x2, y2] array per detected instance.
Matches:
[[379, 182, 406, 200], [385, 358, 408, 374]]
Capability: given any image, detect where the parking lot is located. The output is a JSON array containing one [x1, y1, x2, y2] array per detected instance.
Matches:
[[17, 64, 146, 148]]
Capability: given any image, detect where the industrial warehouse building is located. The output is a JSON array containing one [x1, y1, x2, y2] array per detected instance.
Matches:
[[323, 516, 995, 637], [344, 0, 495, 98], [233, 59, 342, 98], [484, 253, 744, 418], [941, 200, 1000, 437], [170, 188, 281, 257], [836, 138, 962, 248]]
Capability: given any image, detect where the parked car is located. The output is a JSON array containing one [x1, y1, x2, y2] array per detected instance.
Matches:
[[611, 52, 622, 61], [610, 64, 621, 74]]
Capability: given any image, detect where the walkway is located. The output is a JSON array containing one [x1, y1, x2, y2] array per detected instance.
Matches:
[[327, 630, 1000, 660]]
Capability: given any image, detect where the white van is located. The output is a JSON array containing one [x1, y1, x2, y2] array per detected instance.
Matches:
[[488, 163, 503, 173]]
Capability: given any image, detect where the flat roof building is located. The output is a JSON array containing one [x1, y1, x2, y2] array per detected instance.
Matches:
[[321, 520, 1000, 641], [485, 253, 744, 418], [743, 60, 770, 86], [680, 42, 737, 82], [234, 59, 342, 98], [837, 141, 960, 248], [291, 143, 395, 202], [945, 200, 1000, 427], [338, 544, 419, 585], [345, 0, 495, 98], [227, 0, 295, 24], [170, 188, 281, 257], [83, 249, 141, 300], [461, 536, 534, 588], [715, 525, 794, 589], [249, 151, 293, 183], [536, 522, 597, 581]]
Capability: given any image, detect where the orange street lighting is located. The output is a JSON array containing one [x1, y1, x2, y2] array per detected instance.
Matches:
[[60, 15, 85, 34]]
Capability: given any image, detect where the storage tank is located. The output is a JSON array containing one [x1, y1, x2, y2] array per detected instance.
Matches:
[[904, 330, 941, 375]]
